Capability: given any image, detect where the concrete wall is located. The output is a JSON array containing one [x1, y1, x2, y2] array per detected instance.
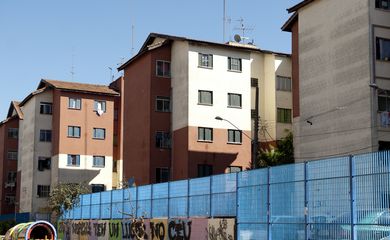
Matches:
[[294, 0, 373, 161]]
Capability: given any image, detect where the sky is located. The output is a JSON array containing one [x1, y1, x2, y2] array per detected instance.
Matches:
[[0, 0, 300, 119]]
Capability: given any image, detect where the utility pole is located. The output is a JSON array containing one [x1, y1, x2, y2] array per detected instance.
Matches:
[[253, 78, 259, 169]]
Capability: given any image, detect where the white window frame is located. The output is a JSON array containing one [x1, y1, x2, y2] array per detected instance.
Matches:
[[40, 102, 53, 115], [68, 98, 81, 110], [276, 76, 292, 92], [198, 90, 213, 105], [94, 100, 107, 112], [228, 129, 242, 144], [67, 154, 80, 167], [67, 126, 81, 138]]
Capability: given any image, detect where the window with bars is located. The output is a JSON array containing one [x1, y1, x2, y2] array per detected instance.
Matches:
[[155, 131, 171, 149], [376, 0, 390, 9], [198, 127, 213, 142], [277, 108, 292, 123], [7, 172, 16, 183], [228, 93, 242, 108], [377, 38, 390, 61], [198, 53, 213, 68], [68, 126, 81, 138], [93, 128, 106, 140], [67, 154, 80, 166], [39, 130, 52, 142], [40, 102, 52, 114], [228, 57, 242, 72], [156, 168, 170, 183], [38, 157, 51, 171], [156, 96, 171, 112], [7, 151, 17, 160], [198, 164, 213, 178], [37, 185, 50, 198], [228, 129, 242, 144], [93, 156, 105, 167], [198, 90, 213, 105], [156, 60, 171, 77], [379, 95, 390, 111], [8, 128, 18, 139], [276, 76, 292, 91], [68, 98, 81, 110]]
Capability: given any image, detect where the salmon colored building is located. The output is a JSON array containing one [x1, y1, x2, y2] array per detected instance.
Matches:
[[13, 79, 120, 219]]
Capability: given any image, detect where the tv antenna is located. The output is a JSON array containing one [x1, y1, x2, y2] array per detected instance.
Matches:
[[70, 50, 75, 81], [233, 17, 254, 44]]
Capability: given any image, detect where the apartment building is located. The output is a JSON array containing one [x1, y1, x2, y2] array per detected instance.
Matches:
[[118, 33, 292, 185], [0, 102, 22, 214], [16, 79, 119, 217], [282, 0, 390, 161]]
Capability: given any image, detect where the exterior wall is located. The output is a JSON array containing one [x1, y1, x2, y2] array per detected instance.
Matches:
[[0, 117, 18, 214], [122, 51, 152, 186], [149, 44, 172, 183], [293, 0, 373, 162], [251, 52, 292, 145]]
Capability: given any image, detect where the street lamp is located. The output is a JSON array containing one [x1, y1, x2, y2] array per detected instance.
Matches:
[[215, 116, 258, 169]]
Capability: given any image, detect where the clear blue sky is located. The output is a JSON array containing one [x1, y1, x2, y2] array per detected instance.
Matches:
[[0, 0, 300, 119]]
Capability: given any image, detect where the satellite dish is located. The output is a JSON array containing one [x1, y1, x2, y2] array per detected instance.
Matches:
[[234, 34, 241, 43]]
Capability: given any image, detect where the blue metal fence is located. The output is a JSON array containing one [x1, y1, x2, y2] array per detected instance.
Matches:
[[63, 151, 390, 240]]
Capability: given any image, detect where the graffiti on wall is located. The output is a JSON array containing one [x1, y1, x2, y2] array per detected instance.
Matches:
[[57, 218, 234, 240]]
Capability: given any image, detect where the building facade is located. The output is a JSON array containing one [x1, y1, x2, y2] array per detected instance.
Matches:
[[118, 33, 292, 185], [283, 0, 390, 161], [0, 102, 22, 214], [16, 79, 119, 217]]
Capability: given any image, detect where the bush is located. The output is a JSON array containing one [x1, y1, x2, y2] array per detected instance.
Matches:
[[0, 220, 16, 235]]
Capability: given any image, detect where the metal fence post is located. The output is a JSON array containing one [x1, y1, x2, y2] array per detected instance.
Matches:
[[151, 184, 154, 218], [210, 176, 213, 218], [167, 181, 170, 219], [187, 179, 190, 218], [304, 162, 308, 240], [349, 155, 356, 240], [235, 172, 239, 240], [267, 167, 271, 240], [136, 186, 139, 218]]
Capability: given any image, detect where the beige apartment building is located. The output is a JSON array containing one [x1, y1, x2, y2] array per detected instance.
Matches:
[[16, 79, 119, 218], [283, 0, 390, 161]]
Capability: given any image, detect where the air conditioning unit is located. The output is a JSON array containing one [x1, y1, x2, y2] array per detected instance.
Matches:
[[5, 182, 15, 188]]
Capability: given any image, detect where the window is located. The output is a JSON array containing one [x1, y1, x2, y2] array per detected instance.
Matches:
[[68, 98, 81, 110], [198, 53, 213, 68], [94, 100, 107, 112], [228, 93, 242, 108], [227, 166, 242, 173], [38, 157, 51, 171], [228, 57, 242, 72], [155, 131, 171, 149], [156, 96, 171, 112], [67, 126, 81, 138], [92, 184, 105, 193], [5, 195, 15, 205], [93, 156, 105, 167], [376, 0, 390, 10], [8, 128, 18, 139], [7, 151, 17, 160], [67, 154, 80, 166], [40, 102, 52, 114], [228, 129, 242, 144], [277, 108, 292, 123], [37, 185, 50, 198], [93, 128, 106, 139], [379, 95, 390, 111], [377, 38, 390, 61], [39, 130, 52, 142], [156, 168, 170, 183], [198, 127, 213, 142], [156, 60, 171, 77], [276, 76, 292, 91], [7, 172, 16, 183], [198, 90, 213, 105], [198, 164, 213, 177]]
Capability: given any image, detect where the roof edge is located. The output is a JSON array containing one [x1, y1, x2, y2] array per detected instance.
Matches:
[[287, 0, 315, 13]]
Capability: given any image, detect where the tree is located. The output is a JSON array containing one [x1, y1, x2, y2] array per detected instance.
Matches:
[[257, 130, 294, 168], [48, 182, 90, 217]]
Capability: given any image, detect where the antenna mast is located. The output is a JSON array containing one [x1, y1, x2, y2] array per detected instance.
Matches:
[[70, 52, 75, 81], [223, 0, 226, 42], [233, 18, 254, 44], [131, 24, 135, 56]]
